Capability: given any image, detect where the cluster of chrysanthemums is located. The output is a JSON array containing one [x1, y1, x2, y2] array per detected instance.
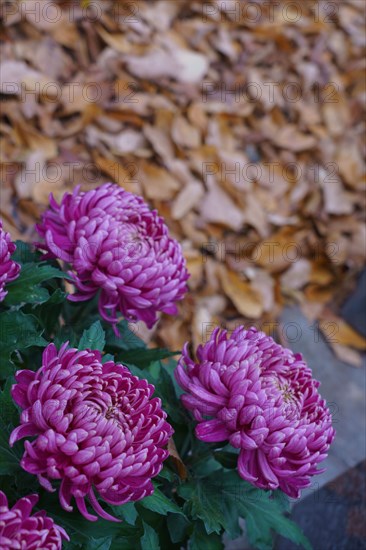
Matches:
[[1, 183, 335, 548]]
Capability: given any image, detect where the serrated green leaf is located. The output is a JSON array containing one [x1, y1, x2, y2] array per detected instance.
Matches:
[[140, 484, 184, 517], [110, 537, 141, 550], [0, 379, 23, 475], [102, 353, 115, 364], [157, 466, 176, 483], [4, 262, 69, 306], [78, 321, 105, 351], [116, 348, 179, 369], [167, 514, 190, 544], [31, 288, 65, 334], [105, 320, 145, 351], [213, 451, 238, 469], [62, 540, 83, 550], [190, 522, 224, 550], [140, 521, 160, 550], [110, 502, 138, 525], [53, 324, 79, 348], [152, 364, 186, 424], [12, 241, 38, 264], [178, 470, 311, 549], [84, 537, 112, 550], [37, 491, 139, 542], [178, 478, 226, 535], [0, 311, 47, 378]]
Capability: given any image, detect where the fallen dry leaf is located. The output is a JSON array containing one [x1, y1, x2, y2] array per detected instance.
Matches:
[[0, 60, 57, 97], [281, 259, 312, 290], [167, 438, 188, 481], [172, 116, 201, 149], [272, 125, 317, 152], [319, 312, 366, 351], [331, 343, 363, 368], [125, 46, 208, 84], [1, 0, 364, 370], [139, 161, 180, 201], [200, 178, 245, 231], [219, 267, 264, 319], [171, 180, 204, 220]]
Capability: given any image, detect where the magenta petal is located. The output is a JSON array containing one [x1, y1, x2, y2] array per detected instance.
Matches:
[[9, 423, 39, 446], [238, 450, 258, 483], [196, 419, 231, 442], [88, 489, 121, 522], [75, 497, 98, 522], [257, 449, 279, 488]]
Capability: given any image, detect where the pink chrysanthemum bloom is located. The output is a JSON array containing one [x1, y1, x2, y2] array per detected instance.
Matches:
[[0, 490, 69, 549], [10, 343, 173, 522], [0, 220, 20, 302], [36, 183, 189, 330], [175, 327, 335, 498]]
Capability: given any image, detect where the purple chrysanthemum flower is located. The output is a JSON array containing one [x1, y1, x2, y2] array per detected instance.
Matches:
[[175, 327, 335, 498], [0, 490, 69, 549], [10, 343, 173, 522], [0, 220, 20, 302], [36, 183, 189, 330]]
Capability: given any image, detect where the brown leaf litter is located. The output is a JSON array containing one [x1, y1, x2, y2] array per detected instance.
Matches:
[[0, 0, 365, 365]]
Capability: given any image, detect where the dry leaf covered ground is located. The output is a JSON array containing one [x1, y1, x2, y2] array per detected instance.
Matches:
[[0, 0, 365, 361]]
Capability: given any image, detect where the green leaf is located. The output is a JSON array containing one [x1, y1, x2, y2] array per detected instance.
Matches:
[[140, 521, 160, 550], [190, 522, 224, 550], [4, 262, 69, 306], [178, 470, 311, 549], [157, 466, 176, 483], [178, 478, 226, 535], [110, 502, 138, 525], [31, 288, 66, 334], [84, 538, 112, 550], [102, 353, 115, 364], [12, 241, 38, 264], [62, 540, 83, 550], [110, 537, 142, 550], [0, 311, 47, 378], [116, 348, 179, 369], [37, 491, 139, 543], [140, 484, 184, 517], [152, 364, 185, 424], [0, 379, 23, 475], [53, 325, 79, 348], [105, 320, 145, 352], [78, 321, 105, 351], [213, 451, 238, 469], [167, 514, 190, 544]]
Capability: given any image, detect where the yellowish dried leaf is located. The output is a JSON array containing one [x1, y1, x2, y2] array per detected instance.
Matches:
[[139, 161, 180, 200], [320, 315, 366, 351], [219, 267, 264, 319], [167, 438, 188, 480]]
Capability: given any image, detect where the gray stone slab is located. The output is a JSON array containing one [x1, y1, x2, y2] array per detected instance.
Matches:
[[342, 269, 366, 337], [276, 460, 366, 550], [280, 306, 366, 497]]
